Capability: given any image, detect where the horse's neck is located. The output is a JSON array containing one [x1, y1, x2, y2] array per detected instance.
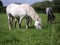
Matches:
[[30, 14, 40, 22], [20, 4, 40, 22], [28, 10, 40, 22]]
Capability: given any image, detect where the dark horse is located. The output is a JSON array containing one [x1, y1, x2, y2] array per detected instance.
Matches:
[[46, 7, 55, 23]]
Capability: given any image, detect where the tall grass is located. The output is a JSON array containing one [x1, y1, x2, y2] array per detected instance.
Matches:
[[0, 13, 60, 45]]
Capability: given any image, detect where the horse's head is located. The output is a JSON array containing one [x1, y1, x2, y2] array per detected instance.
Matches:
[[34, 18, 41, 29]]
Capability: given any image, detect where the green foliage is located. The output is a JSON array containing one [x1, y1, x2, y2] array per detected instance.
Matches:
[[0, 0, 3, 13], [52, 0, 60, 12], [0, 13, 60, 45], [32, 1, 52, 13], [1, 0, 60, 13], [32, 0, 60, 13], [0, 0, 3, 7]]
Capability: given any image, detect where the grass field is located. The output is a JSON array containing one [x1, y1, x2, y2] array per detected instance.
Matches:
[[0, 13, 60, 45]]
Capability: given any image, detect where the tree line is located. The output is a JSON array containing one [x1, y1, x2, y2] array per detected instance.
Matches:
[[32, 0, 60, 13], [0, 0, 60, 13]]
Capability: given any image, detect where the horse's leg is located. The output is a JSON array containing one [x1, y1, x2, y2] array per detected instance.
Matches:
[[47, 14, 50, 22], [15, 18, 17, 28], [53, 16, 55, 23], [49, 14, 53, 24], [29, 17, 32, 27], [16, 17, 20, 29], [12, 18, 17, 28], [8, 15, 12, 30], [26, 17, 30, 29], [51, 15, 55, 23], [19, 16, 24, 28]]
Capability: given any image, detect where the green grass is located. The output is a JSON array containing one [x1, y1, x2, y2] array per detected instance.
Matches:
[[0, 13, 60, 45]]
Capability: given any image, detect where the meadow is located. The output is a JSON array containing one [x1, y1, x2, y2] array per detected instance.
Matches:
[[0, 13, 60, 45]]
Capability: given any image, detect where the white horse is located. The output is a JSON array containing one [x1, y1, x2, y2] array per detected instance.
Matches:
[[6, 4, 41, 30]]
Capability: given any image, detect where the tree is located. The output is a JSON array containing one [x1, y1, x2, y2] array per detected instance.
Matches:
[[0, 0, 3, 13], [32, 1, 52, 13], [0, 0, 3, 7], [52, 0, 60, 12]]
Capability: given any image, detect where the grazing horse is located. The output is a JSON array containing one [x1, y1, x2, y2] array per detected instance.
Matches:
[[6, 4, 41, 30], [46, 7, 55, 23]]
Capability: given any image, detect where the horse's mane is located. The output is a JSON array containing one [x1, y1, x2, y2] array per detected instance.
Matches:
[[24, 4, 40, 21]]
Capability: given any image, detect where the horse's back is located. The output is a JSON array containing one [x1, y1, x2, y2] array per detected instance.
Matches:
[[6, 4, 27, 17], [6, 4, 18, 11], [6, 4, 18, 14]]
